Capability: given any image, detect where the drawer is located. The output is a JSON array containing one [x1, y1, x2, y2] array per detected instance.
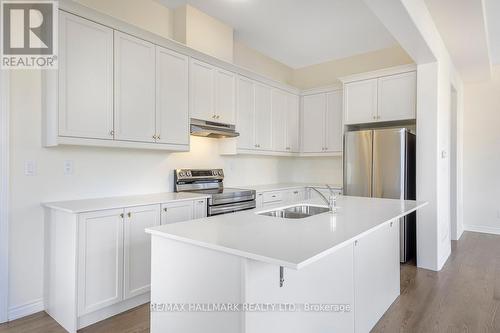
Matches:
[[262, 191, 284, 203]]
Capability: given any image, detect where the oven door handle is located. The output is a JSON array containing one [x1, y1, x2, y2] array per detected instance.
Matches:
[[209, 201, 256, 216], [209, 194, 255, 206]]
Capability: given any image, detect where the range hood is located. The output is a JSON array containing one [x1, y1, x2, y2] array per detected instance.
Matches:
[[190, 118, 239, 138]]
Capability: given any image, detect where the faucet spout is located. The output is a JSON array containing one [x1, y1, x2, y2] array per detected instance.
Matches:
[[307, 185, 338, 212]]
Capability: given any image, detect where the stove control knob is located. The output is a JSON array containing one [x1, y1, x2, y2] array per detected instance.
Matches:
[[179, 171, 186, 177], [186, 171, 192, 177], [218, 170, 223, 176]]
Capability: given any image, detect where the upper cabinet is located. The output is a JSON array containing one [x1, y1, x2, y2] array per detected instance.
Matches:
[[114, 31, 156, 143], [47, 12, 190, 151], [234, 75, 299, 155], [189, 59, 236, 124], [156, 47, 189, 146], [301, 89, 343, 154], [377, 72, 416, 122], [58, 12, 114, 140], [343, 69, 416, 125]]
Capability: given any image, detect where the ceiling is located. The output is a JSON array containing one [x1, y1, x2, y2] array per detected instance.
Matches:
[[485, 0, 500, 65], [425, 0, 492, 81], [158, 0, 398, 68]]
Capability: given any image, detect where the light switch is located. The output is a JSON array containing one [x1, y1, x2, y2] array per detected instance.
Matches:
[[63, 160, 74, 175], [24, 160, 36, 176]]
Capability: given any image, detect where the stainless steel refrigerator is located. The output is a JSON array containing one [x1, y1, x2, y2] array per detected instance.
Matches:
[[343, 128, 416, 263]]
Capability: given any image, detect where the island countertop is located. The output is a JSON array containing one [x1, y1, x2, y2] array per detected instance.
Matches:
[[146, 195, 427, 270]]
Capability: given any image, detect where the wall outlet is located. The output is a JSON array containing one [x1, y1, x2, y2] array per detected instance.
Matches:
[[63, 160, 74, 175], [24, 160, 36, 176]]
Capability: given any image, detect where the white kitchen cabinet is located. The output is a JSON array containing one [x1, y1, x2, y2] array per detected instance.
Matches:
[[194, 199, 208, 219], [354, 220, 400, 333], [236, 76, 256, 150], [344, 79, 378, 125], [114, 31, 156, 142], [302, 94, 326, 153], [77, 209, 124, 315], [58, 12, 114, 140], [343, 70, 417, 125], [123, 205, 160, 300], [377, 72, 416, 122], [271, 89, 288, 152], [156, 46, 189, 145], [215, 68, 236, 124], [325, 90, 343, 152], [190, 59, 214, 122], [254, 83, 273, 150], [190, 59, 236, 124], [302, 90, 343, 154], [286, 93, 300, 152], [161, 201, 194, 225], [287, 188, 306, 203]]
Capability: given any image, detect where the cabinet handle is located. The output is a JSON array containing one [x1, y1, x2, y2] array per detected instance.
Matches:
[[390, 221, 394, 227], [110, 130, 114, 136], [354, 240, 358, 246], [127, 212, 131, 218], [120, 213, 124, 219], [157, 135, 160, 140], [293, 191, 299, 194], [163, 207, 168, 212], [152, 135, 157, 140]]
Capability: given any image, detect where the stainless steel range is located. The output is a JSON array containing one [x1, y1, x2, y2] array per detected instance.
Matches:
[[174, 169, 256, 216]]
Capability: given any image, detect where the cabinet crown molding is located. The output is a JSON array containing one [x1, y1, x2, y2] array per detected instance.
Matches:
[[338, 64, 417, 84]]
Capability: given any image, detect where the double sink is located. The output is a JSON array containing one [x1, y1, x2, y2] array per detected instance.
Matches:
[[257, 205, 330, 219]]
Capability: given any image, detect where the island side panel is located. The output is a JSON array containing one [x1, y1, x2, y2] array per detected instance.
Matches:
[[243, 244, 355, 333], [150, 235, 244, 333]]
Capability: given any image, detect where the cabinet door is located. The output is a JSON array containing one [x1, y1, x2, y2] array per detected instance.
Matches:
[[215, 69, 236, 124], [302, 94, 326, 153], [190, 59, 215, 121], [156, 47, 189, 145], [377, 72, 416, 122], [287, 188, 306, 203], [194, 199, 207, 219], [286, 93, 300, 152], [160, 201, 194, 225], [77, 209, 124, 315], [325, 90, 343, 152], [354, 221, 400, 333], [114, 31, 156, 142], [254, 84, 273, 150], [344, 79, 378, 125], [236, 76, 256, 150], [58, 12, 113, 140], [123, 204, 160, 300], [271, 89, 287, 152]]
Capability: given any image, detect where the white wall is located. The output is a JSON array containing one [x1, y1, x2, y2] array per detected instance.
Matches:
[[463, 65, 500, 234]]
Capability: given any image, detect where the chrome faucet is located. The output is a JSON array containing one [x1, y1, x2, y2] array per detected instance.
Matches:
[[307, 185, 338, 212]]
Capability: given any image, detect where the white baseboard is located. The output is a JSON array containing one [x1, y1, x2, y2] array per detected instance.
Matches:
[[464, 224, 500, 235], [8, 299, 44, 321]]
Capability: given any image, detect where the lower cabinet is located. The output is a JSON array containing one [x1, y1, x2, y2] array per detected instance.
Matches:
[[77, 209, 125, 315], [354, 220, 400, 333], [123, 205, 160, 300], [46, 198, 206, 332]]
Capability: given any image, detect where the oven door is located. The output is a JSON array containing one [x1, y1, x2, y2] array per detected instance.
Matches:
[[208, 201, 256, 216]]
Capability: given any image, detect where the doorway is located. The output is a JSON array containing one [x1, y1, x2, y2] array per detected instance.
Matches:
[[450, 86, 459, 240], [0, 70, 9, 323]]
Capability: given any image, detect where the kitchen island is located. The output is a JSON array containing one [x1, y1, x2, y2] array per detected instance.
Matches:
[[146, 195, 427, 333]]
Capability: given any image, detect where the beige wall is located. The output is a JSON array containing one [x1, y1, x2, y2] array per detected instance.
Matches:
[[462, 65, 500, 234], [74, 0, 174, 39], [174, 4, 234, 62], [233, 40, 294, 85], [291, 46, 414, 89]]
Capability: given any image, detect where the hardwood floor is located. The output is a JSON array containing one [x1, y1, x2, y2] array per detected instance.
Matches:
[[0, 231, 499, 333]]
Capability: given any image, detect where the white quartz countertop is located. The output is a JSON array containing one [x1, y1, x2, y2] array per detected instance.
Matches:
[[43, 192, 210, 214], [146, 196, 427, 270], [245, 183, 342, 192]]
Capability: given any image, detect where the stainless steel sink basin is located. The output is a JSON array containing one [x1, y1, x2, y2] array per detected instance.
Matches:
[[258, 205, 330, 219]]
